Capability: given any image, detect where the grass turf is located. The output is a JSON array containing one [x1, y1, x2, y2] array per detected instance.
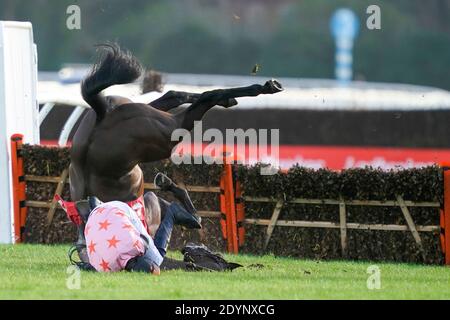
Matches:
[[0, 244, 449, 299]]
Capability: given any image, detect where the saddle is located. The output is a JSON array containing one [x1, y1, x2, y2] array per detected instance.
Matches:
[[129, 243, 243, 273], [182, 243, 243, 271]]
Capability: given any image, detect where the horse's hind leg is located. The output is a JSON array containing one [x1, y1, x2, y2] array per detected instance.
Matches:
[[149, 90, 237, 112], [149, 90, 200, 111], [174, 80, 283, 131]]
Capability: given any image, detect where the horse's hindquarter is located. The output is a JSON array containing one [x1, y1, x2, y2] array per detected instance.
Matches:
[[72, 102, 176, 202], [85, 129, 144, 201], [99, 103, 177, 162], [70, 107, 144, 202], [84, 103, 174, 202]]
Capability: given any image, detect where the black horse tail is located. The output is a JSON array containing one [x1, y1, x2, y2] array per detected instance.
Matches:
[[81, 43, 143, 122]]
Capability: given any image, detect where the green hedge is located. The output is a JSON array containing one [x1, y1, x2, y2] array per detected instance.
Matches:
[[237, 164, 443, 264]]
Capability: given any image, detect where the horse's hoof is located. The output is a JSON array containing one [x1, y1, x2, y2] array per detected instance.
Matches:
[[218, 98, 238, 108], [228, 98, 238, 108], [263, 79, 284, 94]]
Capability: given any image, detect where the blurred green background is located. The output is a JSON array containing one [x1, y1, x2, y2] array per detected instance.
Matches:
[[1, 0, 449, 89]]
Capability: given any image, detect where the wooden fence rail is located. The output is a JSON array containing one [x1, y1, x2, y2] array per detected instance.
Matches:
[[24, 175, 221, 193], [24, 174, 222, 227], [243, 195, 440, 260]]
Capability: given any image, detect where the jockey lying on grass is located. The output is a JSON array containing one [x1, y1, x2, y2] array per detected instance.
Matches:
[[58, 173, 200, 274], [85, 199, 163, 274]]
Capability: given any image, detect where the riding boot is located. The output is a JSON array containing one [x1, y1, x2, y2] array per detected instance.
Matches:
[[169, 186, 197, 215], [154, 173, 201, 228], [160, 198, 202, 229]]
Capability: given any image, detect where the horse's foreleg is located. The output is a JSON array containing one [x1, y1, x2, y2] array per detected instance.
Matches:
[[174, 79, 283, 130]]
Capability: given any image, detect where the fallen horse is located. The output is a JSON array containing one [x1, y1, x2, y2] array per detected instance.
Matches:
[[61, 43, 283, 272]]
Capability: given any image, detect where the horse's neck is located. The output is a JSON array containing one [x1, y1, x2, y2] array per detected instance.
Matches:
[[131, 165, 145, 197], [85, 165, 144, 202], [114, 165, 144, 196]]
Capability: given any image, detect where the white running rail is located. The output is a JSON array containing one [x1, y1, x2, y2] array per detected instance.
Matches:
[[0, 21, 38, 243]]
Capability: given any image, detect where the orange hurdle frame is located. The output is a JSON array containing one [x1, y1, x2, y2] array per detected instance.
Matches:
[[218, 151, 246, 254], [10, 134, 27, 243], [222, 161, 239, 254], [442, 167, 450, 265]]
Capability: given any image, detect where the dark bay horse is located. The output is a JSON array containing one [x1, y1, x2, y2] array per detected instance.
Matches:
[[70, 44, 283, 244]]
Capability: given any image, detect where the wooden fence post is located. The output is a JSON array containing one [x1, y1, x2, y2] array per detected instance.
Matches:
[[396, 195, 426, 261], [339, 198, 348, 258], [46, 168, 69, 228], [264, 200, 284, 250]]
